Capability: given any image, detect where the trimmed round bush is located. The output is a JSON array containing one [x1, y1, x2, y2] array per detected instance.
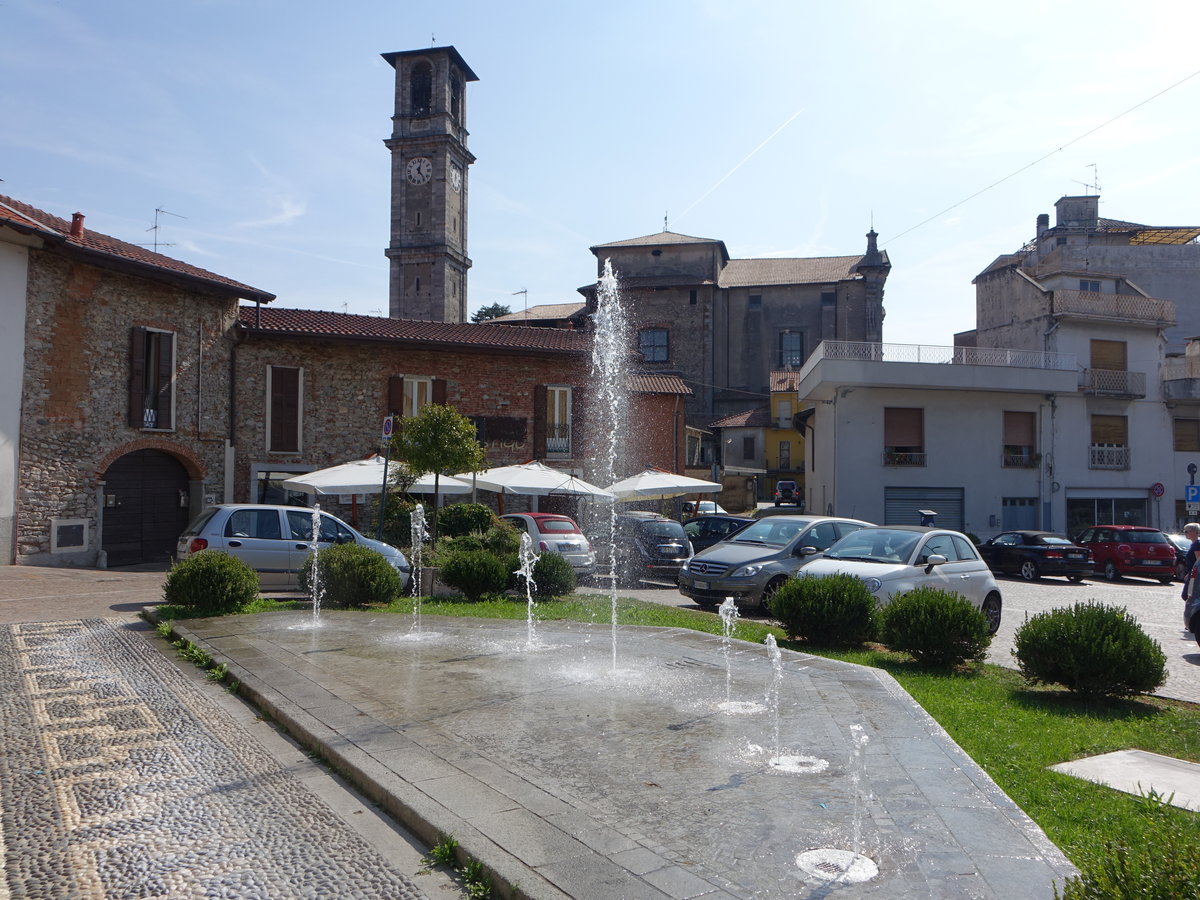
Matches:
[[879, 586, 991, 668], [526, 552, 577, 599], [438, 503, 495, 538], [438, 549, 511, 602], [769, 573, 877, 646], [299, 543, 403, 609], [1013, 601, 1166, 698], [163, 550, 260, 616]]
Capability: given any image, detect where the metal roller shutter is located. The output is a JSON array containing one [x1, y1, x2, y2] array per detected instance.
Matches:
[[884, 486, 965, 531]]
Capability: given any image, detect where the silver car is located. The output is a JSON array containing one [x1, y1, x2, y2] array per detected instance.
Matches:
[[802, 526, 1002, 634], [677, 515, 872, 610], [176, 504, 411, 591]]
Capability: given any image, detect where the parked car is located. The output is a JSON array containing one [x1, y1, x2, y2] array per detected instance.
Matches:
[[773, 480, 801, 507], [595, 512, 693, 586], [176, 504, 411, 590], [1073, 525, 1177, 583], [976, 530, 1093, 582], [682, 514, 753, 554], [1166, 533, 1193, 582], [500, 513, 595, 576], [803, 525, 1002, 634], [678, 515, 871, 610], [682, 500, 728, 517]]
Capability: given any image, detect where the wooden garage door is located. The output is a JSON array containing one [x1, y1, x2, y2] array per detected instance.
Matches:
[[102, 449, 191, 567]]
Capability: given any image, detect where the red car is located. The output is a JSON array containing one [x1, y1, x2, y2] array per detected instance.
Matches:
[[1073, 525, 1177, 583]]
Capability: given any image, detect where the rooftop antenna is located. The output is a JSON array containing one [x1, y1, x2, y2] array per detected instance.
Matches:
[[145, 207, 186, 252], [663, 211, 668, 232], [1072, 164, 1101, 196], [431, 33, 436, 45], [512, 288, 528, 316]]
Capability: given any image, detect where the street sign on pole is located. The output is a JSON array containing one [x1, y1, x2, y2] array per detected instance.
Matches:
[[1187, 485, 1200, 505]]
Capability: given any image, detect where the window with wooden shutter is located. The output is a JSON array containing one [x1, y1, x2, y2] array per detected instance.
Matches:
[[1175, 418, 1200, 452], [1090, 414, 1128, 446], [1090, 340, 1127, 371], [545, 386, 572, 457], [387, 376, 405, 416], [532, 385, 548, 458], [883, 407, 924, 466], [267, 365, 302, 453], [128, 327, 175, 430], [1003, 411, 1036, 466]]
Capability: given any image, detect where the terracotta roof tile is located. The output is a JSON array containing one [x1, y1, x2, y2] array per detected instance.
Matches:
[[486, 302, 586, 322], [0, 194, 274, 301], [719, 256, 874, 287], [770, 371, 801, 392], [238, 305, 589, 353], [591, 230, 723, 250], [628, 373, 692, 395], [710, 406, 771, 428]]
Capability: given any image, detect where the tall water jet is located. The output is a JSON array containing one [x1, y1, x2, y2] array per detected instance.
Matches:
[[516, 532, 540, 647], [719, 597, 739, 705], [309, 504, 324, 621], [588, 259, 632, 670], [409, 504, 429, 633]]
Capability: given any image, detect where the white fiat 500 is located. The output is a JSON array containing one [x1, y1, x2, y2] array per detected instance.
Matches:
[[801, 525, 1002, 634]]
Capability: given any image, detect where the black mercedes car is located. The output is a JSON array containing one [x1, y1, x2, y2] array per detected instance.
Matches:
[[976, 530, 1093, 582]]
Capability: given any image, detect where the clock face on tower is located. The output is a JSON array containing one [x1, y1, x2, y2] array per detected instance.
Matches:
[[405, 157, 433, 185], [450, 165, 462, 192]]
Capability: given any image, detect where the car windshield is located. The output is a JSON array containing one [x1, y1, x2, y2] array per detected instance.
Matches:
[[824, 529, 921, 563], [730, 518, 812, 546], [536, 519, 579, 534], [1123, 531, 1168, 544], [639, 521, 686, 540]]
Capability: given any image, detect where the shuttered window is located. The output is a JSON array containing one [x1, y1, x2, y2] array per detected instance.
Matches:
[[1175, 418, 1200, 452], [1090, 340, 1127, 371], [128, 327, 175, 430], [884, 408, 923, 451], [1090, 414, 1128, 446], [267, 366, 302, 453], [1003, 411, 1036, 465]]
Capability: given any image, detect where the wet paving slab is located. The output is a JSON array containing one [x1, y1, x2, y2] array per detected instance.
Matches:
[[172, 611, 1078, 899]]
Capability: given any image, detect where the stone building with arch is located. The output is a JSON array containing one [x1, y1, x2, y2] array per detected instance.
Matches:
[[0, 195, 275, 567]]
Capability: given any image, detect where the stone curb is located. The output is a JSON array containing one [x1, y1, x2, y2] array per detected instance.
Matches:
[[145, 608, 570, 900]]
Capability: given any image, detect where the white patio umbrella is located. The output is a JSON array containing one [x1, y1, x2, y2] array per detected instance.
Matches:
[[462, 460, 613, 498], [605, 468, 723, 501], [282, 457, 471, 496]]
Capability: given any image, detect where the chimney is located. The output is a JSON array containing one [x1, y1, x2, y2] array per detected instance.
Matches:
[[861, 228, 882, 267], [1036, 213, 1049, 237], [69, 212, 85, 238]]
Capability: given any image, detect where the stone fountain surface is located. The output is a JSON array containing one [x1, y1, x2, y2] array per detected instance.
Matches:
[[173, 611, 1076, 899]]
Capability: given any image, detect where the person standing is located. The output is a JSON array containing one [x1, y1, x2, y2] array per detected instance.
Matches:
[[1182, 523, 1200, 600]]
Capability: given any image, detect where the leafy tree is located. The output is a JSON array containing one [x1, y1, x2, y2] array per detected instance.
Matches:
[[391, 403, 487, 540], [470, 302, 511, 323]]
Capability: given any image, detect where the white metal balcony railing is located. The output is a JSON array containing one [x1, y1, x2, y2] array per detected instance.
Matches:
[[546, 422, 571, 456], [1089, 443, 1130, 470], [1051, 289, 1176, 325], [883, 451, 926, 467], [1163, 357, 1200, 381], [1002, 450, 1038, 468], [802, 341, 1076, 373], [1080, 368, 1146, 397]]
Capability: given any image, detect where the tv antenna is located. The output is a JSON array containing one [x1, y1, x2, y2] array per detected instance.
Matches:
[[145, 207, 186, 252], [1072, 163, 1101, 195], [512, 288, 528, 316]]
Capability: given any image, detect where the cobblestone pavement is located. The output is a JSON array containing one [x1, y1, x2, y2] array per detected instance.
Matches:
[[174, 611, 1077, 899], [0, 617, 458, 900]]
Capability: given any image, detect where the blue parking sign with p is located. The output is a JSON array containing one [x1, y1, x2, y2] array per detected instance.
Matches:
[[1186, 485, 1200, 504]]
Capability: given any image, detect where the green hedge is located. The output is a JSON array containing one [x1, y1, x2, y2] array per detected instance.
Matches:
[[163, 551, 260, 616], [769, 573, 877, 646], [879, 586, 991, 668], [299, 543, 404, 609]]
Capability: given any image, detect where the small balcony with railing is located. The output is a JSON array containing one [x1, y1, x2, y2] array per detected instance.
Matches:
[[546, 422, 571, 458], [1089, 443, 1130, 470], [883, 448, 926, 467], [1050, 289, 1175, 328], [1080, 367, 1146, 398], [1002, 446, 1039, 468], [1163, 353, 1200, 401]]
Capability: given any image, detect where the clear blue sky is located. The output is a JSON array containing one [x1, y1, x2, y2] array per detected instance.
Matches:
[[3, 0, 1198, 344]]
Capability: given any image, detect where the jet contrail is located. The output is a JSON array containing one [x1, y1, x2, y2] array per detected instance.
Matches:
[[673, 107, 805, 227]]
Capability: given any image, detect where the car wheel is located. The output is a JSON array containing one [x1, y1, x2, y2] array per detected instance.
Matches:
[[1067, 574, 1085, 584], [760, 577, 788, 613], [1019, 560, 1040, 582], [982, 592, 1002, 636], [1103, 561, 1120, 582]]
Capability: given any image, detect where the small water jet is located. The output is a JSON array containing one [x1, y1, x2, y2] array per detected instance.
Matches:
[[516, 532, 539, 647], [309, 504, 324, 622], [409, 504, 429, 633], [715, 598, 763, 714]]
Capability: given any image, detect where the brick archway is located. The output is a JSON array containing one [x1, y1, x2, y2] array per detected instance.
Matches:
[[96, 438, 207, 482]]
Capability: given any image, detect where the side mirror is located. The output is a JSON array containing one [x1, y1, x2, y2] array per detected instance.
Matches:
[[796, 545, 818, 557], [923, 553, 948, 573]]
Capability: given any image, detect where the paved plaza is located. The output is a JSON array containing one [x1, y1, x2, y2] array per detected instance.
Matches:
[[165, 610, 1075, 898]]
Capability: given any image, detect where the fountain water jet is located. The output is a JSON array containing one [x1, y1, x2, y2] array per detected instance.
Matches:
[[309, 504, 324, 622], [588, 259, 632, 671], [516, 532, 539, 647], [409, 504, 429, 633]]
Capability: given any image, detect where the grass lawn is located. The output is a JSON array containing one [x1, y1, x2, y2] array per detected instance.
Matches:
[[166, 590, 1200, 894]]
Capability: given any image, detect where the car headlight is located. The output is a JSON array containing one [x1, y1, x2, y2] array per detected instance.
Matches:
[[732, 564, 763, 578], [862, 577, 882, 593]]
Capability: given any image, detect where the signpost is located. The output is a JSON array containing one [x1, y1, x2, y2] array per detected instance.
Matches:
[[377, 416, 395, 539], [1186, 484, 1200, 517]]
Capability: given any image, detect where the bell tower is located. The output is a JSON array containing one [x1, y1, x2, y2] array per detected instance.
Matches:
[[382, 46, 478, 322]]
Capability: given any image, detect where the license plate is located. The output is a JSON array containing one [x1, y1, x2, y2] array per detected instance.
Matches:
[[695, 581, 709, 590], [1142, 560, 1163, 566]]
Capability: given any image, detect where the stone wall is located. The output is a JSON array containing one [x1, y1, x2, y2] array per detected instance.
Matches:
[[18, 251, 238, 565]]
